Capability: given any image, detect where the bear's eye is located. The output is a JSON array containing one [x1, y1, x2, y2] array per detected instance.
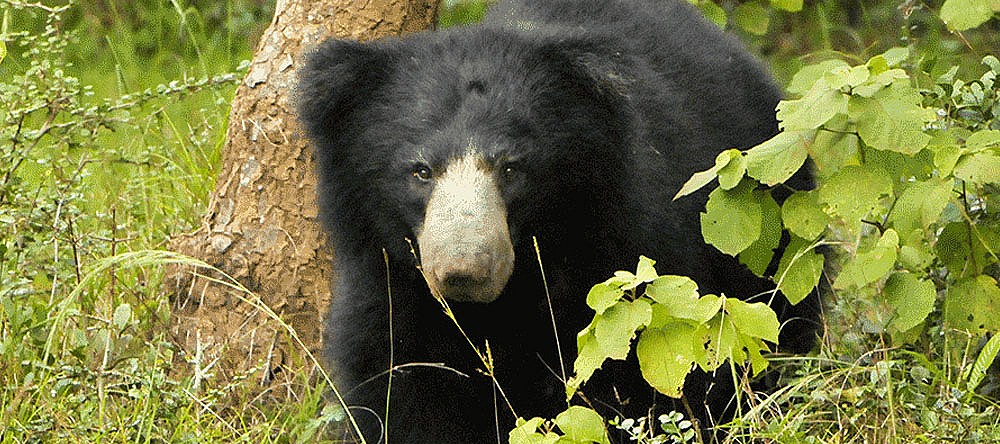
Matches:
[[501, 162, 519, 180], [412, 165, 433, 182]]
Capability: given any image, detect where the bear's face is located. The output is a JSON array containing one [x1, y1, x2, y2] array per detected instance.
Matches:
[[298, 30, 629, 303]]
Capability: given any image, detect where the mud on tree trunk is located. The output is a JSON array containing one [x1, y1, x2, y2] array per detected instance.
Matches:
[[166, 0, 440, 385]]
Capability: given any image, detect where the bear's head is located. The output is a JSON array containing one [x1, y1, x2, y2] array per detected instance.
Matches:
[[297, 29, 631, 303]]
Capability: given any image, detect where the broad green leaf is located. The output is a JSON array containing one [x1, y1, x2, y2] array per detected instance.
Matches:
[[659, 293, 723, 325], [818, 165, 893, 224], [940, 0, 994, 31], [944, 276, 1000, 334], [965, 130, 1000, 151], [571, 326, 603, 388], [726, 298, 781, 343], [700, 180, 762, 256], [782, 191, 828, 240], [637, 323, 698, 398], [717, 150, 747, 190], [849, 82, 933, 155], [695, 315, 738, 370], [851, 68, 909, 98], [787, 60, 850, 96], [879, 48, 910, 68], [645, 275, 699, 306], [745, 130, 812, 186], [936, 222, 1000, 277], [777, 83, 847, 131], [733, 1, 769, 35], [769, 0, 802, 11], [927, 130, 962, 176], [899, 230, 935, 272], [740, 334, 771, 376], [954, 151, 1000, 184], [113, 303, 132, 330], [739, 191, 783, 276], [883, 272, 936, 334], [586, 281, 625, 315], [833, 229, 899, 289], [554, 407, 610, 444], [593, 300, 653, 361], [775, 238, 824, 305], [808, 124, 859, 175], [626, 256, 659, 290], [886, 178, 953, 235], [696, 1, 728, 28], [966, 333, 1000, 391], [825, 65, 870, 90], [510, 418, 560, 444], [674, 149, 742, 200]]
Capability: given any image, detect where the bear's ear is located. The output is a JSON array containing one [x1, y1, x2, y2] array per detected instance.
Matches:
[[536, 36, 634, 100], [296, 39, 397, 145]]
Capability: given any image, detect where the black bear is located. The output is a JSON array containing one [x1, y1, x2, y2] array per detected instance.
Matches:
[[297, 0, 817, 442]]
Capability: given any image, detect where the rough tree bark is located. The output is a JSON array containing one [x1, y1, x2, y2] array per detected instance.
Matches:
[[167, 0, 440, 382]]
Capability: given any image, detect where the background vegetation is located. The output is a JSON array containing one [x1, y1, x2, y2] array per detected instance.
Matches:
[[1, 0, 998, 443]]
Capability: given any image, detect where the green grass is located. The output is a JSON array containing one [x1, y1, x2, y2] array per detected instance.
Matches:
[[2, 0, 999, 443]]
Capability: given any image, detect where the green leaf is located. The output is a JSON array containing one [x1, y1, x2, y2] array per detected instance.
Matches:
[[927, 130, 962, 176], [775, 237, 824, 305], [695, 1, 728, 28], [593, 300, 653, 361], [940, 0, 995, 31], [554, 407, 610, 444], [695, 315, 738, 370], [809, 124, 860, 175], [787, 60, 850, 96], [739, 191, 783, 276], [745, 130, 813, 186], [674, 149, 743, 200], [733, 1, 769, 35], [510, 418, 560, 444], [782, 191, 829, 240], [586, 280, 625, 315], [965, 130, 1000, 151], [726, 298, 780, 343], [659, 293, 723, 325], [770, 0, 803, 12], [886, 178, 953, 235], [818, 165, 893, 224], [849, 82, 933, 155], [740, 334, 771, 376], [717, 150, 747, 190], [637, 323, 698, 398], [945, 276, 1000, 334], [628, 256, 659, 290], [700, 180, 762, 256], [113, 303, 132, 330], [936, 222, 1000, 277], [777, 82, 848, 131], [954, 151, 1000, 184], [966, 334, 1000, 391], [833, 229, 899, 289], [571, 326, 603, 389], [645, 275, 700, 306], [883, 272, 936, 334]]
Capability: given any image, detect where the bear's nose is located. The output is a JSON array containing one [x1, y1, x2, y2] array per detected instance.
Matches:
[[443, 274, 487, 290]]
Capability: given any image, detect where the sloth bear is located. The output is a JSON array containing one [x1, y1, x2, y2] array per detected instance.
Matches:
[[297, 0, 817, 442]]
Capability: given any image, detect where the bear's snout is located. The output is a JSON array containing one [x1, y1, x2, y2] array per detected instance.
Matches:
[[417, 155, 515, 303]]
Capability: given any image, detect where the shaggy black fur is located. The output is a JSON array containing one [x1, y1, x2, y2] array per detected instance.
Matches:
[[297, 1, 818, 442]]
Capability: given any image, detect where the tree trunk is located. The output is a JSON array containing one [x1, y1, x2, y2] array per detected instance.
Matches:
[[167, 0, 440, 384]]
